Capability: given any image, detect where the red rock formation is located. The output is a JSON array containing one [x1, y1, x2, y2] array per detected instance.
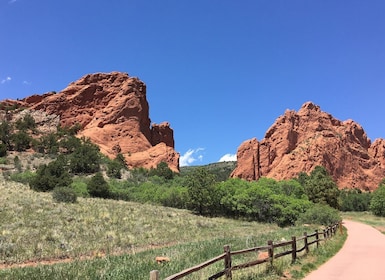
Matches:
[[2, 72, 179, 171], [231, 102, 385, 191]]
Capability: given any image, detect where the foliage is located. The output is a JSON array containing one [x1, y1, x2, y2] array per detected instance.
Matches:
[[370, 181, 385, 217], [13, 156, 22, 172], [149, 161, 174, 180], [57, 123, 82, 137], [0, 143, 7, 157], [339, 188, 371, 212], [106, 154, 128, 179], [9, 171, 36, 185], [11, 131, 32, 151], [180, 161, 236, 182], [0, 121, 12, 148], [186, 167, 217, 215], [70, 177, 89, 197], [52, 186, 78, 203], [0, 178, 345, 280], [299, 166, 340, 209], [297, 203, 341, 225], [87, 172, 110, 198], [33, 133, 59, 154], [15, 113, 36, 131], [68, 137, 101, 174], [59, 135, 82, 154], [115, 153, 127, 169], [106, 159, 123, 179], [216, 178, 311, 226], [29, 157, 72, 192]]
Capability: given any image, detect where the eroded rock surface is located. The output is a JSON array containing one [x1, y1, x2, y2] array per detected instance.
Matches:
[[231, 102, 385, 190], [1, 72, 179, 171]]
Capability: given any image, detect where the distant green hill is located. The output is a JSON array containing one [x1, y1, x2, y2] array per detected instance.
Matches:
[[180, 161, 237, 182]]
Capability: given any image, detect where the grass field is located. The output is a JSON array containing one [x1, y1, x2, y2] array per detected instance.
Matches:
[[0, 175, 346, 279], [342, 211, 385, 234]]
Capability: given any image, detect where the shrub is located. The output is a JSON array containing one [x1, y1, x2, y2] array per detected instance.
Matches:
[[15, 113, 36, 131], [11, 131, 32, 151], [106, 159, 123, 179], [0, 143, 7, 157], [87, 172, 110, 198], [69, 137, 101, 174], [29, 158, 72, 192], [9, 171, 36, 185], [339, 188, 371, 212], [370, 182, 385, 216], [297, 203, 341, 226], [149, 162, 174, 180], [300, 166, 340, 209], [52, 187, 77, 203]]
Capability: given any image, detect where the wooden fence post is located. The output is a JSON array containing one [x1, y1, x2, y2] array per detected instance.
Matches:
[[268, 240, 274, 266], [315, 230, 319, 248], [224, 245, 232, 279], [291, 236, 297, 263], [304, 232, 309, 254], [150, 270, 159, 280]]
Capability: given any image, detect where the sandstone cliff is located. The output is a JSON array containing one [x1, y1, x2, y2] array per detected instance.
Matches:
[[1, 72, 179, 171], [231, 102, 385, 190]]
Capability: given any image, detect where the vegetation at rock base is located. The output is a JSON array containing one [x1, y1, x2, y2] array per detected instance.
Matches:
[[0, 176, 348, 280], [298, 166, 340, 209], [370, 179, 385, 217], [1, 113, 382, 279]]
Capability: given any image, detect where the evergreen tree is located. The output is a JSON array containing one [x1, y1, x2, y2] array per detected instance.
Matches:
[[69, 137, 100, 174], [302, 166, 340, 209], [30, 157, 72, 192], [186, 167, 216, 215], [87, 172, 110, 198]]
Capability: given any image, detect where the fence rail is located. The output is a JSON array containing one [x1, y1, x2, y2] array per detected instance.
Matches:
[[150, 221, 342, 280]]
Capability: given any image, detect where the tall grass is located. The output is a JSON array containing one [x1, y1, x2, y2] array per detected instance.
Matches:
[[0, 175, 345, 279]]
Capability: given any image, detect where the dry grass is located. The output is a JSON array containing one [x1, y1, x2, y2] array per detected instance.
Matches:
[[342, 211, 385, 233], [0, 174, 280, 265]]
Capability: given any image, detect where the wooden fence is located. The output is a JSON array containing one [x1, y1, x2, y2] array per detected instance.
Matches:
[[150, 221, 342, 280]]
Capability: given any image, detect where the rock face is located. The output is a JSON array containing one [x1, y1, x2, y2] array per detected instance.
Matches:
[[2, 72, 179, 171], [231, 102, 385, 190]]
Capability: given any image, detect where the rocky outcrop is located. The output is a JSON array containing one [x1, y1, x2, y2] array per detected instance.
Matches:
[[231, 102, 385, 190], [1, 72, 179, 171]]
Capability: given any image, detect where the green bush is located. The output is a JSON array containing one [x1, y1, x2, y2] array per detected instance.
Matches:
[[339, 188, 371, 212], [52, 187, 77, 203], [0, 143, 7, 157], [69, 137, 101, 174], [297, 203, 341, 226], [299, 166, 340, 209], [70, 178, 89, 197], [11, 131, 32, 152], [15, 113, 36, 131], [106, 159, 123, 179], [370, 181, 385, 216], [9, 171, 36, 185], [29, 158, 72, 192], [87, 172, 110, 198]]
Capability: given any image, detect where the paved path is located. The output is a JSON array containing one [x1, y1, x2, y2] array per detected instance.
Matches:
[[304, 219, 385, 280]]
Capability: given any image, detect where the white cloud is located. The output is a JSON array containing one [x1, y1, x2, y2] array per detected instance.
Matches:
[[23, 80, 31, 85], [180, 148, 204, 167], [218, 153, 237, 162], [1, 77, 11, 84], [9, 0, 17, 4]]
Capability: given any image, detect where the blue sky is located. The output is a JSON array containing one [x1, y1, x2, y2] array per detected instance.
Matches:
[[1, 0, 384, 166]]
